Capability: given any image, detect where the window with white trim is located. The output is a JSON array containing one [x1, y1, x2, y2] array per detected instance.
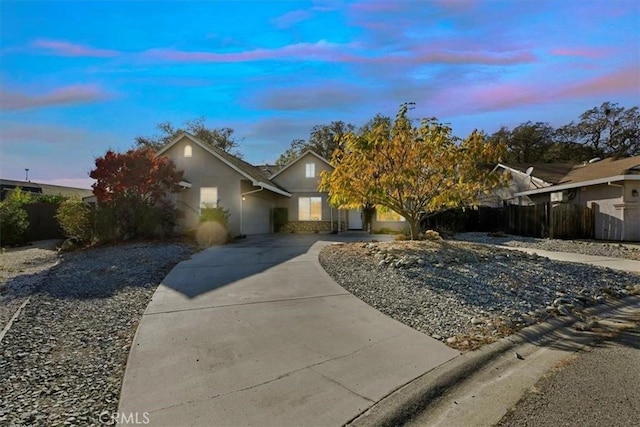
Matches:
[[305, 163, 315, 178], [376, 208, 405, 222], [200, 187, 218, 209], [184, 144, 192, 157], [298, 197, 322, 221]]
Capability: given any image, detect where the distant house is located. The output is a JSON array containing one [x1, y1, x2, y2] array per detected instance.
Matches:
[[486, 163, 575, 206], [158, 132, 408, 235], [0, 179, 93, 201], [493, 157, 640, 241]]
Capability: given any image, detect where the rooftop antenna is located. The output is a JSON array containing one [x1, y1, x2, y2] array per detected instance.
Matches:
[[25, 168, 30, 182]]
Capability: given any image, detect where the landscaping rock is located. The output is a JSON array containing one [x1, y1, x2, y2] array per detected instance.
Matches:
[[0, 242, 190, 426], [319, 238, 639, 351]]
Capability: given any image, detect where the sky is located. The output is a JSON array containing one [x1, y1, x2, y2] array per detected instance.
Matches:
[[0, 0, 639, 189]]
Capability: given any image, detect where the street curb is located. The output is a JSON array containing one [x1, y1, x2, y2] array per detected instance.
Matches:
[[347, 296, 640, 427]]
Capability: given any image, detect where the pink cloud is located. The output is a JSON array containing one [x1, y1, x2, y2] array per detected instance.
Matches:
[[271, 10, 313, 28], [412, 50, 536, 65], [0, 84, 109, 111], [550, 47, 612, 59], [32, 39, 119, 57], [430, 66, 640, 117], [559, 67, 640, 98], [142, 40, 357, 63], [350, 0, 409, 13], [252, 83, 363, 111]]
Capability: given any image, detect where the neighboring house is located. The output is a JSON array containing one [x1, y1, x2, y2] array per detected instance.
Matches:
[[158, 132, 408, 236], [0, 179, 93, 201], [486, 163, 575, 206], [509, 157, 640, 241]]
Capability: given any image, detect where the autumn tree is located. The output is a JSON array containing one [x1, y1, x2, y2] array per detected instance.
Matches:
[[90, 147, 184, 238], [320, 104, 506, 239], [136, 117, 242, 156], [275, 121, 355, 165]]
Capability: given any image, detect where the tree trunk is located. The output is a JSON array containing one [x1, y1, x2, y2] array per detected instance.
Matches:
[[407, 216, 420, 240]]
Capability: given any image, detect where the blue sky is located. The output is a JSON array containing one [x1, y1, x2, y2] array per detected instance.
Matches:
[[1, 0, 639, 188]]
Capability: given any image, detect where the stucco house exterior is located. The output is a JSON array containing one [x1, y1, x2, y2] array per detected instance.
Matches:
[[158, 132, 407, 236], [504, 157, 640, 241]]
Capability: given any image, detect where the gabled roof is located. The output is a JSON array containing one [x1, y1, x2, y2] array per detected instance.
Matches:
[[270, 150, 332, 179], [514, 156, 640, 196], [157, 132, 291, 197], [560, 156, 640, 184], [257, 164, 284, 177], [500, 163, 575, 185]]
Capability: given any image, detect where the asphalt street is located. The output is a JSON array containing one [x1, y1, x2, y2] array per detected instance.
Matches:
[[498, 321, 640, 427]]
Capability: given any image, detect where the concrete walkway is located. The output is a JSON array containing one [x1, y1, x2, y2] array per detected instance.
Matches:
[[118, 234, 459, 426], [497, 246, 640, 273]]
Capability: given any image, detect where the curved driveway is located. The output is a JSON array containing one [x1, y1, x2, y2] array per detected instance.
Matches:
[[118, 234, 459, 426]]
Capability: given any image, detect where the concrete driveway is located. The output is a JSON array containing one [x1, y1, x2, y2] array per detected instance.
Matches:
[[118, 234, 459, 426]]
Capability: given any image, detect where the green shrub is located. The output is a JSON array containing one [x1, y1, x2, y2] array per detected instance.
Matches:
[[56, 198, 92, 242], [0, 198, 29, 246], [272, 207, 288, 232], [91, 205, 119, 243], [133, 203, 178, 239], [200, 206, 230, 229], [197, 205, 231, 245]]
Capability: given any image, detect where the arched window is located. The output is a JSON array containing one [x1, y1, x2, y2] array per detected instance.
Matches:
[[184, 144, 192, 158]]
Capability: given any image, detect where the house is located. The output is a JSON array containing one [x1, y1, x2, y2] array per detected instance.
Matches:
[[0, 179, 93, 201], [486, 163, 575, 206], [509, 157, 640, 241], [158, 132, 408, 236]]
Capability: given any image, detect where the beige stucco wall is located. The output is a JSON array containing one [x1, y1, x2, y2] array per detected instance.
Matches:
[[162, 136, 248, 236], [272, 152, 335, 225], [272, 152, 333, 192], [575, 183, 624, 241]]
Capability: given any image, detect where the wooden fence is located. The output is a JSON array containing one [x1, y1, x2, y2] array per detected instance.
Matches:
[[449, 203, 595, 240], [24, 202, 65, 241]]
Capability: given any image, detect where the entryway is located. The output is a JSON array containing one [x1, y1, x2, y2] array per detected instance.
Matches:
[[348, 209, 362, 230]]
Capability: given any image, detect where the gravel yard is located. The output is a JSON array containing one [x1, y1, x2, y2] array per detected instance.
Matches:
[[0, 242, 190, 426], [319, 237, 640, 352], [454, 232, 640, 261]]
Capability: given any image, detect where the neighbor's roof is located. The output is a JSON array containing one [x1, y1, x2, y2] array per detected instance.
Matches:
[[0, 179, 93, 199], [560, 156, 640, 184], [501, 163, 575, 185], [514, 156, 640, 196], [157, 132, 291, 197]]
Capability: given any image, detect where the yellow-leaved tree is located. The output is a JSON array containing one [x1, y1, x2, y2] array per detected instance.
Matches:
[[319, 104, 507, 239]]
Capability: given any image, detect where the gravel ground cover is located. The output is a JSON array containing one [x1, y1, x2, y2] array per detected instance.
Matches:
[[319, 239, 640, 352], [0, 242, 190, 426], [453, 232, 640, 261], [0, 240, 60, 330]]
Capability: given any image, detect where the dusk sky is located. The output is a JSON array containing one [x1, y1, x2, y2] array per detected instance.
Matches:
[[1, 0, 639, 189]]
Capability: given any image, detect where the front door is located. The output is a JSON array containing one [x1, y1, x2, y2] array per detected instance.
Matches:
[[348, 209, 363, 230]]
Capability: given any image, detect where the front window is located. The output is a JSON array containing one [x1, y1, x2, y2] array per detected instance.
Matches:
[[200, 187, 218, 209], [299, 197, 322, 220], [305, 163, 315, 178], [376, 208, 405, 222]]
